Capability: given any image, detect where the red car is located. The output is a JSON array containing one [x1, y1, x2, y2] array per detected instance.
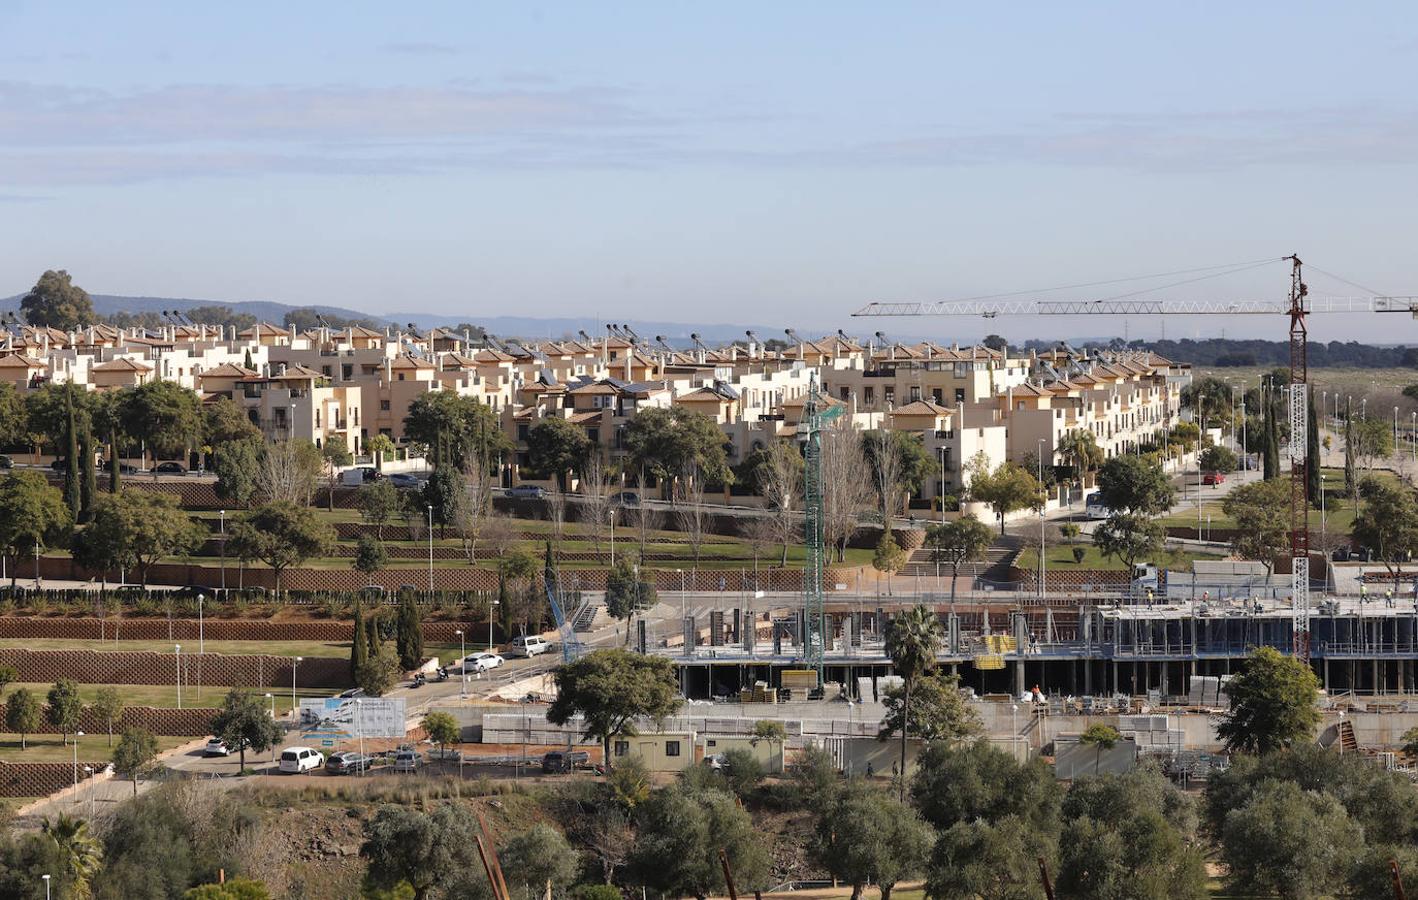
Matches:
[[1202, 472, 1226, 486]]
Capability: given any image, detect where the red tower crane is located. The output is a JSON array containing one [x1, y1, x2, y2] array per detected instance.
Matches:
[[854, 256, 1417, 656]]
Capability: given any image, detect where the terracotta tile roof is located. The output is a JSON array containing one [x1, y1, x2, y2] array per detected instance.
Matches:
[[390, 353, 435, 370], [238, 322, 291, 338], [890, 399, 953, 416], [198, 363, 258, 378], [0, 354, 44, 369], [91, 357, 154, 373], [272, 363, 322, 380]]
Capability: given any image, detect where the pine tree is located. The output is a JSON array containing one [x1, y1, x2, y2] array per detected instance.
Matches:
[[351, 600, 368, 680], [1262, 393, 1280, 480], [1306, 389, 1320, 505]]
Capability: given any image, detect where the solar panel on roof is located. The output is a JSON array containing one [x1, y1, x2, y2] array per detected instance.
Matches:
[[538, 368, 559, 387]]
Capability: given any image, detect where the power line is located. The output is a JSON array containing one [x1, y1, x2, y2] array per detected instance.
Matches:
[[939, 257, 1286, 303]]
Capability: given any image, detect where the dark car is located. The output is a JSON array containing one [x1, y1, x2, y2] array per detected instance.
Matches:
[[154, 461, 187, 474], [49, 458, 71, 472], [387, 473, 420, 490], [325, 751, 374, 775], [611, 491, 641, 507], [100, 461, 138, 475], [0, 455, 11, 470], [508, 484, 546, 499], [541, 750, 590, 773], [357, 466, 381, 481]]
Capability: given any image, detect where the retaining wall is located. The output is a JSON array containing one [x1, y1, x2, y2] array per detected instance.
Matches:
[[0, 703, 217, 737], [0, 648, 350, 689], [0, 616, 488, 643], [0, 761, 105, 798]]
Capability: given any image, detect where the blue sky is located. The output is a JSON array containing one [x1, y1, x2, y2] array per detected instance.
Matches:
[[3, 2, 1417, 342]]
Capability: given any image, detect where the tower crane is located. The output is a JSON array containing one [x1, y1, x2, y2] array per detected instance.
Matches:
[[854, 255, 1418, 658]]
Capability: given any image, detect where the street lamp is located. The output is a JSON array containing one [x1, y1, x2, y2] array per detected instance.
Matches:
[[42, 874, 49, 900], [72, 731, 83, 790], [219, 510, 226, 591], [427, 505, 434, 591], [265, 693, 275, 764], [1037, 438, 1046, 602], [197, 593, 204, 700], [84, 765, 93, 817], [455, 629, 466, 698], [292, 656, 303, 721], [608, 508, 616, 565], [174, 644, 181, 709], [355, 699, 366, 776], [938, 444, 948, 522]]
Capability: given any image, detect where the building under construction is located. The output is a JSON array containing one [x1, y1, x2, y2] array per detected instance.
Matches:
[[660, 593, 1418, 700]]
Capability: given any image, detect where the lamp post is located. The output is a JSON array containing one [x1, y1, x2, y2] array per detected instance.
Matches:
[[84, 765, 93, 817], [938, 444, 947, 522], [455, 629, 466, 697], [1037, 438, 1046, 602], [42, 874, 49, 900], [174, 644, 181, 709], [196, 593, 204, 700], [676, 568, 686, 619], [265, 693, 275, 764], [608, 508, 616, 566], [292, 656, 302, 721], [355, 699, 366, 776], [427, 505, 434, 592], [219, 510, 226, 591], [72, 731, 83, 789]]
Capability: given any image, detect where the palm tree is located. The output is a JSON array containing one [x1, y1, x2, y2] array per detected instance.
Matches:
[[43, 814, 103, 899], [1078, 723, 1121, 776], [884, 604, 943, 800], [1058, 429, 1103, 497]]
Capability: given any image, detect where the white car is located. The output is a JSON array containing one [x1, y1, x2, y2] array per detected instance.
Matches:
[[463, 652, 505, 673], [278, 746, 324, 774], [204, 738, 231, 757], [510, 635, 550, 658]]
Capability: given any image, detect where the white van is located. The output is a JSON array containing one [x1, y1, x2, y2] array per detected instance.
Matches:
[[278, 747, 324, 774], [510, 635, 550, 658]]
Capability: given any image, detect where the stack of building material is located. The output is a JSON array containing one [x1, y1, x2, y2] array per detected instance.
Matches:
[[1116, 714, 1184, 754], [1186, 675, 1231, 708], [742, 681, 777, 703]]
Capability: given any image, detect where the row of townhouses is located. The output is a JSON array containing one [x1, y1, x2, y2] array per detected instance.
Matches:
[[0, 323, 1190, 503]]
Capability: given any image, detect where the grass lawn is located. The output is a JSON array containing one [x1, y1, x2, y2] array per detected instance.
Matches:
[[0, 731, 188, 763], [1158, 467, 1369, 536], [1193, 365, 1418, 397], [1017, 544, 1225, 572], [7, 682, 333, 713]]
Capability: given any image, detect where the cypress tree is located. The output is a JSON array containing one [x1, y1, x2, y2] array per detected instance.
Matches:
[[80, 425, 97, 523], [64, 392, 81, 516], [496, 571, 508, 644], [396, 594, 423, 670], [1306, 389, 1320, 505], [351, 600, 368, 679]]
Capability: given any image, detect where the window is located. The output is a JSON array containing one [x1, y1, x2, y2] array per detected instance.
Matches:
[[342, 364, 353, 380], [380, 400, 391, 411], [614, 740, 629, 757], [840, 387, 849, 402], [864, 386, 875, 405], [517, 424, 530, 441], [586, 428, 599, 444], [955, 388, 965, 403], [884, 387, 895, 406], [665, 740, 681, 757], [909, 386, 921, 402], [932, 388, 943, 404]]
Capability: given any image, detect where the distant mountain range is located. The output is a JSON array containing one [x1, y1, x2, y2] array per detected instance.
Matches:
[[0, 292, 775, 344]]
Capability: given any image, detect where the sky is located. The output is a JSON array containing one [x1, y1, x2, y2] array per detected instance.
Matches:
[[3, 2, 1418, 343]]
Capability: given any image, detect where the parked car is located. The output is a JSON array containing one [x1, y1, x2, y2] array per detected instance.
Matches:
[[507, 484, 546, 499], [204, 738, 231, 757], [278, 747, 324, 774], [0, 455, 12, 469], [338, 687, 366, 699], [388, 473, 420, 490], [154, 461, 187, 474], [325, 751, 374, 775], [49, 458, 71, 472], [463, 652, 504, 673], [510, 635, 550, 658], [541, 750, 590, 774], [100, 460, 138, 474], [1352, 547, 1371, 562], [611, 491, 641, 507], [1332, 547, 1351, 562], [1202, 471, 1226, 486], [393, 749, 421, 773]]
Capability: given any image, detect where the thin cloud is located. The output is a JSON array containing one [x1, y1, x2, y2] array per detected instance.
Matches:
[[382, 41, 461, 56]]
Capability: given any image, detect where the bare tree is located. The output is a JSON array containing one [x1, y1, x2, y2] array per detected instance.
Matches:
[[580, 453, 611, 553], [480, 513, 517, 560], [633, 502, 662, 558], [255, 439, 321, 506], [820, 423, 874, 562], [757, 441, 803, 566], [547, 486, 568, 549], [865, 431, 904, 525], [452, 462, 496, 563], [675, 464, 710, 568]]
